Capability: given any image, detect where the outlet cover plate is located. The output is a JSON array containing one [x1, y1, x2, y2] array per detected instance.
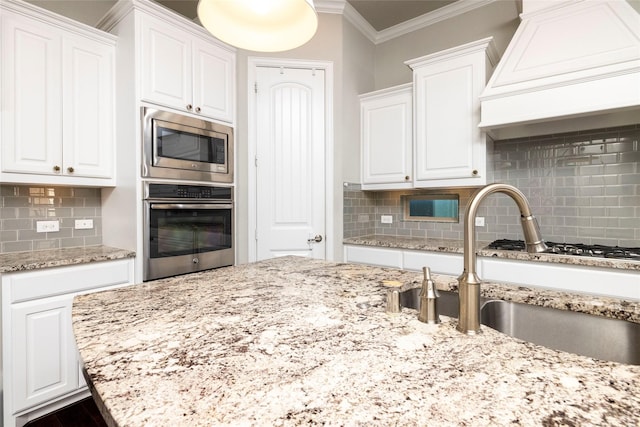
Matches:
[[75, 219, 94, 229], [381, 215, 393, 224], [36, 220, 60, 233]]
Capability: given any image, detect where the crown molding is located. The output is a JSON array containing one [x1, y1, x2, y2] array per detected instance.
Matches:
[[315, 0, 378, 43], [315, 0, 500, 45]]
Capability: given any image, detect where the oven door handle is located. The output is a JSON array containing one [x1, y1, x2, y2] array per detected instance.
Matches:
[[150, 203, 233, 210]]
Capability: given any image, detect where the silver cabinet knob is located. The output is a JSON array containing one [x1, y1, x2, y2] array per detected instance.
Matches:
[[186, 104, 193, 111], [53, 165, 61, 172], [195, 106, 201, 113], [67, 166, 74, 173]]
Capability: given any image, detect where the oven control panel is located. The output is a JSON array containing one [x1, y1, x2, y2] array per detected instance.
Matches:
[[147, 183, 232, 200]]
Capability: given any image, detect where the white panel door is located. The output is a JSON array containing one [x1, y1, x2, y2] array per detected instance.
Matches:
[[140, 15, 192, 110], [62, 34, 114, 178], [414, 58, 477, 181], [361, 85, 412, 186], [1, 11, 62, 175], [192, 39, 235, 123], [11, 295, 78, 413], [255, 66, 325, 260]]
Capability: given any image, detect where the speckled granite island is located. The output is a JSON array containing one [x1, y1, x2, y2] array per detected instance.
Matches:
[[73, 257, 640, 426]]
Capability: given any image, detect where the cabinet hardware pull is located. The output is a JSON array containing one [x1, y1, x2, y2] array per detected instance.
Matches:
[[195, 106, 201, 113], [53, 165, 61, 172], [186, 104, 193, 111], [405, 176, 410, 181], [67, 167, 74, 173], [472, 169, 478, 176]]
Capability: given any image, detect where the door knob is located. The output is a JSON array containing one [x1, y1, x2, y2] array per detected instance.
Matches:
[[307, 235, 323, 243]]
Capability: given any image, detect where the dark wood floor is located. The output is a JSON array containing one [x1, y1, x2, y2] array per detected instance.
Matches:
[[24, 398, 106, 427]]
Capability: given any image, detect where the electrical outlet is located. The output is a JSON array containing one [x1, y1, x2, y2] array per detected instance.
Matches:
[[75, 219, 94, 229], [36, 220, 60, 233], [475, 217, 485, 227], [381, 215, 393, 224]]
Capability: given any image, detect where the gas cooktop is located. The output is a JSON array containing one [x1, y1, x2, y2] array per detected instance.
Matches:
[[486, 239, 640, 261]]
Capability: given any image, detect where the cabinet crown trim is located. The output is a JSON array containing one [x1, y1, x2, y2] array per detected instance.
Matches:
[[97, 0, 235, 53], [405, 36, 498, 70], [1, 0, 116, 43]]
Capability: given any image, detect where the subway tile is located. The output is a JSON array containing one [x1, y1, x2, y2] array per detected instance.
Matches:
[[2, 218, 32, 230], [0, 230, 17, 242], [2, 240, 32, 252], [34, 240, 60, 251], [61, 237, 84, 248]]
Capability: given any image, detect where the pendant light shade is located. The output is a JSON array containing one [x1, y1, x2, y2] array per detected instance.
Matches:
[[197, 0, 318, 52]]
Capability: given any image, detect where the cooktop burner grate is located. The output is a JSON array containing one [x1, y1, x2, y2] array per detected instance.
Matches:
[[486, 239, 640, 261]]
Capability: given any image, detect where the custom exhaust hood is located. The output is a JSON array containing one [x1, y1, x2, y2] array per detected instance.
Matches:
[[479, 0, 640, 139]]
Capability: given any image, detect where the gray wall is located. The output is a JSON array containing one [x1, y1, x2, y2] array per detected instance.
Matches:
[[344, 124, 640, 247], [373, 1, 521, 90]]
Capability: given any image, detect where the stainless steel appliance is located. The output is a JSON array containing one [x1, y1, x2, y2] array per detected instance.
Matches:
[[142, 107, 234, 183], [143, 182, 234, 281]]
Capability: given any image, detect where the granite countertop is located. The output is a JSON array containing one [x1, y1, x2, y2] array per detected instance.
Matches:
[[73, 257, 640, 426], [344, 235, 640, 271], [0, 245, 136, 273]]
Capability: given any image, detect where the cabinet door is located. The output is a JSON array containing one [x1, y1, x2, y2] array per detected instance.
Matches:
[[1, 11, 63, 175], [192, 39, 235, 123], [62, 34, 114, 178], [11, 295, 79, 413], [361, 87, 412, 187], [413, 53, 486, 184], [140, 15, 192, 112]]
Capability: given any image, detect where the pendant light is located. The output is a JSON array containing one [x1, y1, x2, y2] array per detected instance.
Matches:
[[197, 0, 318, 52]]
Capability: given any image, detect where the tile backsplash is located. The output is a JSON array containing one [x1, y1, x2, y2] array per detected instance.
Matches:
[[0, 185, 102, 253], [344, 124, 640, 247]]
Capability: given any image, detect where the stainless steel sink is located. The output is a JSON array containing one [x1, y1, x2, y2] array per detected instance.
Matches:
[[395, 287, 640, 365], [481, 299, 640, 365]]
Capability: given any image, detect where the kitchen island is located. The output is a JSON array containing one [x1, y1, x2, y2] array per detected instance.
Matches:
[[72, 257, 639, 426]]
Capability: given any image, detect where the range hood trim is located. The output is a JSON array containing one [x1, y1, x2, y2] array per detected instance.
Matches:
[[479, 0, 640, 136]]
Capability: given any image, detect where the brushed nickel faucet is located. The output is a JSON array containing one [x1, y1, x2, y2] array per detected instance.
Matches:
[[457, 183, 548, 335]]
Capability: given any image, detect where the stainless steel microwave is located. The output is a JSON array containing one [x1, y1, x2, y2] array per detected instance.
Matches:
[[142, 107, 234, 183]]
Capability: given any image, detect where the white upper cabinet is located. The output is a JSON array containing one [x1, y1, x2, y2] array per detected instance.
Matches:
[[140, 13, 235, 123], [0, 0, 116, 186], [406, 37, 498, 188], [360, 83, 413, 190]]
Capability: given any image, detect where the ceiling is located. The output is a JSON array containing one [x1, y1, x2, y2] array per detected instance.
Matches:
[[27, 0, 461, 32]]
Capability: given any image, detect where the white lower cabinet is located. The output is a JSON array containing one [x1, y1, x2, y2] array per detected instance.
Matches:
[[344, 245, 462, 275], [2, 259, 134, 427], [344, 244, 639, 300]]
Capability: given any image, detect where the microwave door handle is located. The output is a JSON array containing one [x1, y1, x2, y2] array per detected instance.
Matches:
[[150, 203, 233, 210]]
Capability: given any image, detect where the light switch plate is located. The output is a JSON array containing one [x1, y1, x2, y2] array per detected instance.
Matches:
[[475, 217, 485, 227]]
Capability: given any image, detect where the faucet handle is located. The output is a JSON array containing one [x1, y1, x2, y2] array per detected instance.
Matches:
[[418, 267, 440, 324]]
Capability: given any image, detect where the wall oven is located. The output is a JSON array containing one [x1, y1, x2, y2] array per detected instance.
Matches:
[[143, 182, 234, 281], [142, 107, 234, 183]]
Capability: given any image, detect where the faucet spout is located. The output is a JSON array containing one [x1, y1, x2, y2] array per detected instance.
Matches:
[[457, 183, 548, 335]]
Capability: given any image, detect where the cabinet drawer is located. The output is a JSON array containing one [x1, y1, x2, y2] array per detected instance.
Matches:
[[344, 245, 403, 268], [5, 259, 134, 303], [403, 250, 463, 275]]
